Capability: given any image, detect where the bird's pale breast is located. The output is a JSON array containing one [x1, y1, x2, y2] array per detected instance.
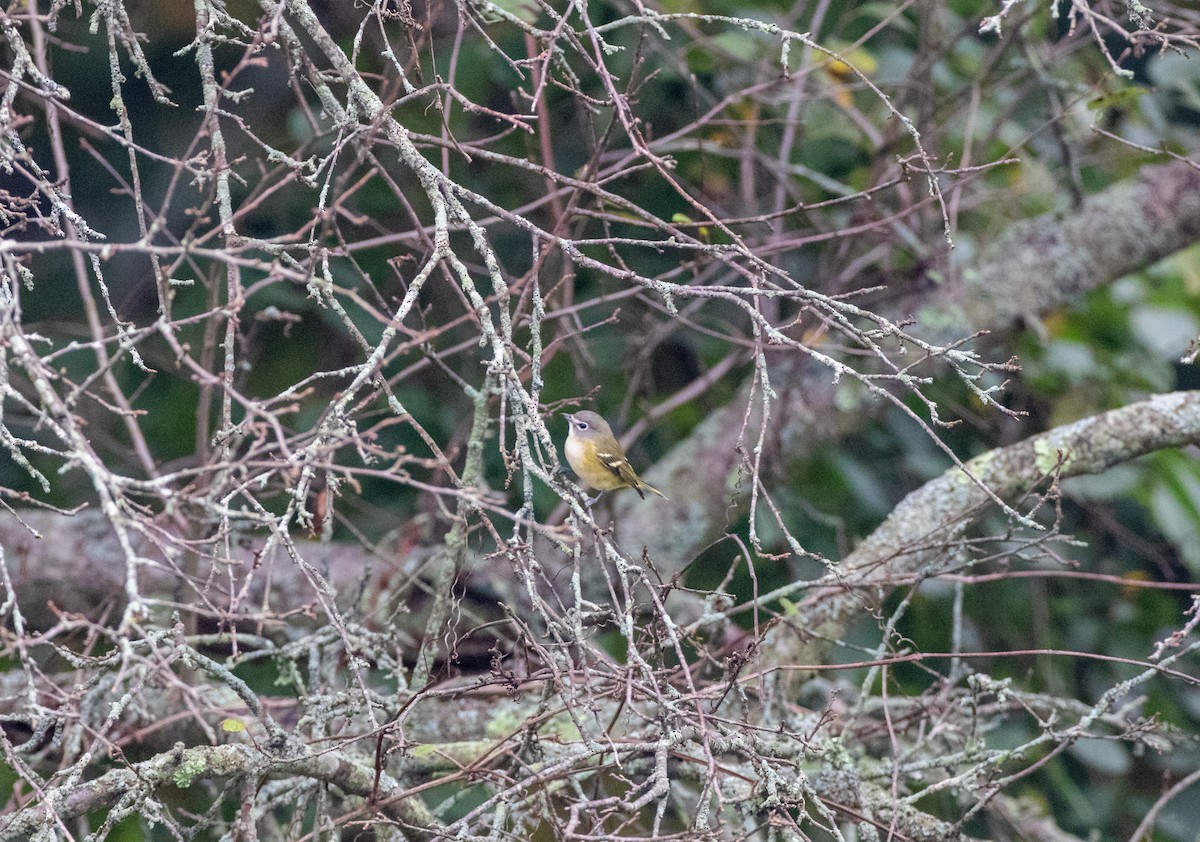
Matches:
[[565, 436, 623, 490]]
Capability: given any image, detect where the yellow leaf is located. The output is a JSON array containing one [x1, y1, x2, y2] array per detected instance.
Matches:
[[822, 45, 878, 82]]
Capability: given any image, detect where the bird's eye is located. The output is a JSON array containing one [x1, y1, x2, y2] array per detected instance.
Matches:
[[576, 421, 588, 431]]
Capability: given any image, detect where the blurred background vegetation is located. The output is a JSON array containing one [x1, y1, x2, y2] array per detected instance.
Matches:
[[4, 0, 1200, 838]]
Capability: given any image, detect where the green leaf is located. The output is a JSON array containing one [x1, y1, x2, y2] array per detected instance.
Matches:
[[1148, 459, 1200, 572], [1087, 86, 1149, 111]]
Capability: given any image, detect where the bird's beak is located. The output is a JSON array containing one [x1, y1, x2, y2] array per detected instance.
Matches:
[[561, 412, 574, 423]]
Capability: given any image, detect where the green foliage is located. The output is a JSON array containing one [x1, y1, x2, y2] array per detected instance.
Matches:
[[6, 0, 1200, 837]]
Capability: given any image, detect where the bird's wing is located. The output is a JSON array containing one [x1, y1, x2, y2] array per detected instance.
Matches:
[[596, 448, 646, 499]]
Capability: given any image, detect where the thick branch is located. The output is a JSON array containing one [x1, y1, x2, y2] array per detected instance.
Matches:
[[961, 160, 1200, 331], [764, 390, 1200, 662], [0, 511, 394, 630], [0, 742, 440, 840], [617, 160, 1200, 569]]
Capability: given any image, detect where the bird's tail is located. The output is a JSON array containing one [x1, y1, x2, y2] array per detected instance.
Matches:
[[641, 481, 668, 501]]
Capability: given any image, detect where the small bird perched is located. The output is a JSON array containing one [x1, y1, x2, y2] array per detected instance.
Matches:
[[562, 410, 668, 502]]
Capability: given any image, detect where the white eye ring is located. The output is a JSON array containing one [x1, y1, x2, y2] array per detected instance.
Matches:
[[576, 421, 589, 430]]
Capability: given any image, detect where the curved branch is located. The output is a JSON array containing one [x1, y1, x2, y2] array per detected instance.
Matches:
[[764, 390, 1200, 661]]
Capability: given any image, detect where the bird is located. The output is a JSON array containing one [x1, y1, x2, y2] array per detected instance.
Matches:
[[562, 410, 668, 503]]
